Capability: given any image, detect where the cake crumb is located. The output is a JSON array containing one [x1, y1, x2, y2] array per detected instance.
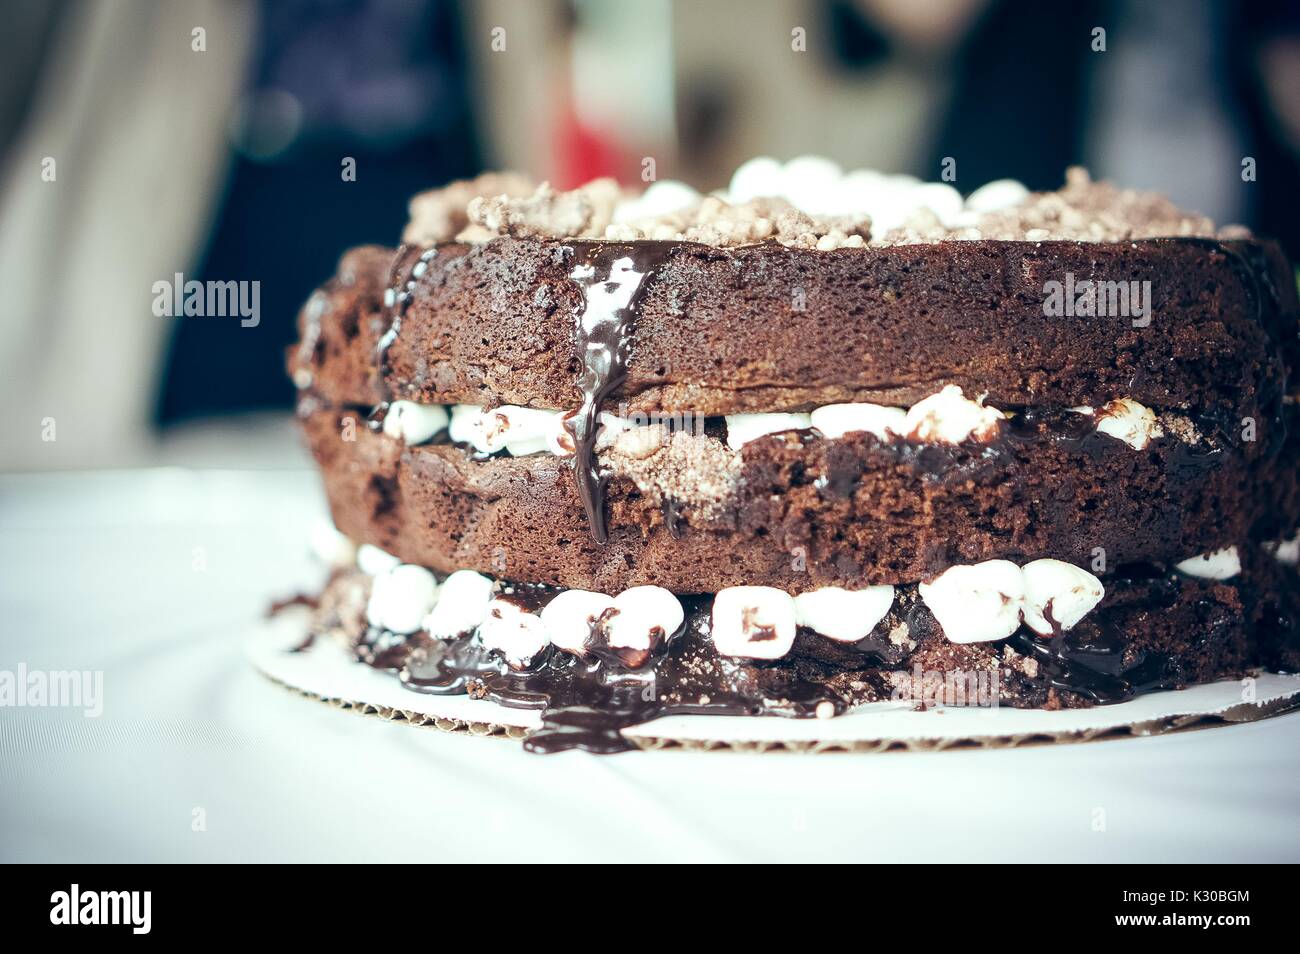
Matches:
[[405, 164, 1223, 249], [403, 172, 536, 245], [467, 179, 621, 240], [602, 427, 741, 520], [879, 166, 1216, 245], [1159, 413, 1204, 446]]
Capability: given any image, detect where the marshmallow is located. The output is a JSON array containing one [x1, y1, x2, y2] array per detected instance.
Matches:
[[422, 570, 495, 640], [1021, 559, 1105, 636], [366, 564, 439, 634], [874, 175, 924, 229], [541, 589, 615, 655], [810, 403, 907, 441], [447, 399, 812, 459], [603, 585, 685, 654], [448, 404, 487, 449], [780, 155, 846, 215], [542, 586, 685, 666], [1269, 534, 1300, 566], [793, 585, 895, 642], [711, 586, 797, 659], [838, 169, 888, 215], [613, 180, 701, 223], [1094, 398, 1163, 450], [724, 412, 812, 449], [449, 404, 562, 456], [478, 598, 550, 668], [919, 560, 1025, 644], [382, 401, 449, 445], [864, 190, 917, 234], [1175, 546, 1241, 580], [503, 408, 566, 456], [309, 519, 357, 568], [727, 156, 785, 204], [548, 410, 579, 456], [356, 544, 401, 576], [655, 158, 1029, 239], [911, 182, 964, 227], [903, 385, 1005, 444], [547, 410, 638, 457], [964, 179, 1030, 213]]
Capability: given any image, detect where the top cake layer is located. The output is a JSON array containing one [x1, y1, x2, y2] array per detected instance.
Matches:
[[295, 163, 1296, 422], [294, 234, 1296, 422]]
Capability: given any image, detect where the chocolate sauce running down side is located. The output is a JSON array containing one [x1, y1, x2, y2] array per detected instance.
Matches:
[[375, 244, 437, 402], [563, 242, 679, 543], [394, 597, 844, 754]]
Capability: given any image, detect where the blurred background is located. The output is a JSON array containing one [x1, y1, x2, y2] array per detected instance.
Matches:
[[2, 0, 1299, 471]]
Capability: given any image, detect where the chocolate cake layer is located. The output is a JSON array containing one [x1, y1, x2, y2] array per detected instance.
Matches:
[[298, 547, 1299, 753], [300, 399, 1298, 593], [291, 237, 1296, 422]]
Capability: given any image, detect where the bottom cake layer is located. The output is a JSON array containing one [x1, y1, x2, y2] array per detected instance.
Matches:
[[285, 541, 1300, 754]]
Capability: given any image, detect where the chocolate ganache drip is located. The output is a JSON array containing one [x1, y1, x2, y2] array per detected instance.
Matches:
[[396, 599, 843, 755], [563, 242, 678, 543], [375, 244, 437, 402]]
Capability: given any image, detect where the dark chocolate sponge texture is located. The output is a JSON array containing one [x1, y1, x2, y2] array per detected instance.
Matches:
[[299, 400, 1298, 593], [294, 236, 1297, 423]]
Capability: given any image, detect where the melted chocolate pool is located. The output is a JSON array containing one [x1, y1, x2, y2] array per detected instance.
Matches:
[[389, 599, 843, 754]]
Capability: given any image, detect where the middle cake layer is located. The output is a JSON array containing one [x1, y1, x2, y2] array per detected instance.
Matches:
[[300, 398, 1298, 593]]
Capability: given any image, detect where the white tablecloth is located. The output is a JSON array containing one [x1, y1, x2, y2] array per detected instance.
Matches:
[[3, 464, 1299, 862]]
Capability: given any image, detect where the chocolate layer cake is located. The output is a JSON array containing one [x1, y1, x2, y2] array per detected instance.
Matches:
[[286, 159, 1300, 753]]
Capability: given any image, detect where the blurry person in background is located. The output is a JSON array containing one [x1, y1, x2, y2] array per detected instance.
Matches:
[[158, 0, 480, 425], [0, 0, 479, 469], [923, 0, 1300, 248], [658, 0, 1300, 248], [1, 0, 256, 469], [2, 0, 1298, 471]]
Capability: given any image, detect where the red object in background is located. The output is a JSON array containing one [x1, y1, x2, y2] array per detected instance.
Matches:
[[553, 101, 626, 189]]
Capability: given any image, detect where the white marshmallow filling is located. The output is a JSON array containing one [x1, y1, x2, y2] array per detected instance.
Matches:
[[348, 537, 1249, 663], [917, 558, 1109, 644], [352, 558, 1105, 664], [1068, 398, 1164, 450], [1174, 546, 1241, 580], [370, 387, 1190, 458]]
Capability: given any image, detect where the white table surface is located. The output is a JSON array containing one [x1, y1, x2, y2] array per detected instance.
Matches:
[[3, 461, 1299, 863]]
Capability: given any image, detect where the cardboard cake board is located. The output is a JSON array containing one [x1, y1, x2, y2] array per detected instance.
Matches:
[[248, 611, 1300, 753]]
